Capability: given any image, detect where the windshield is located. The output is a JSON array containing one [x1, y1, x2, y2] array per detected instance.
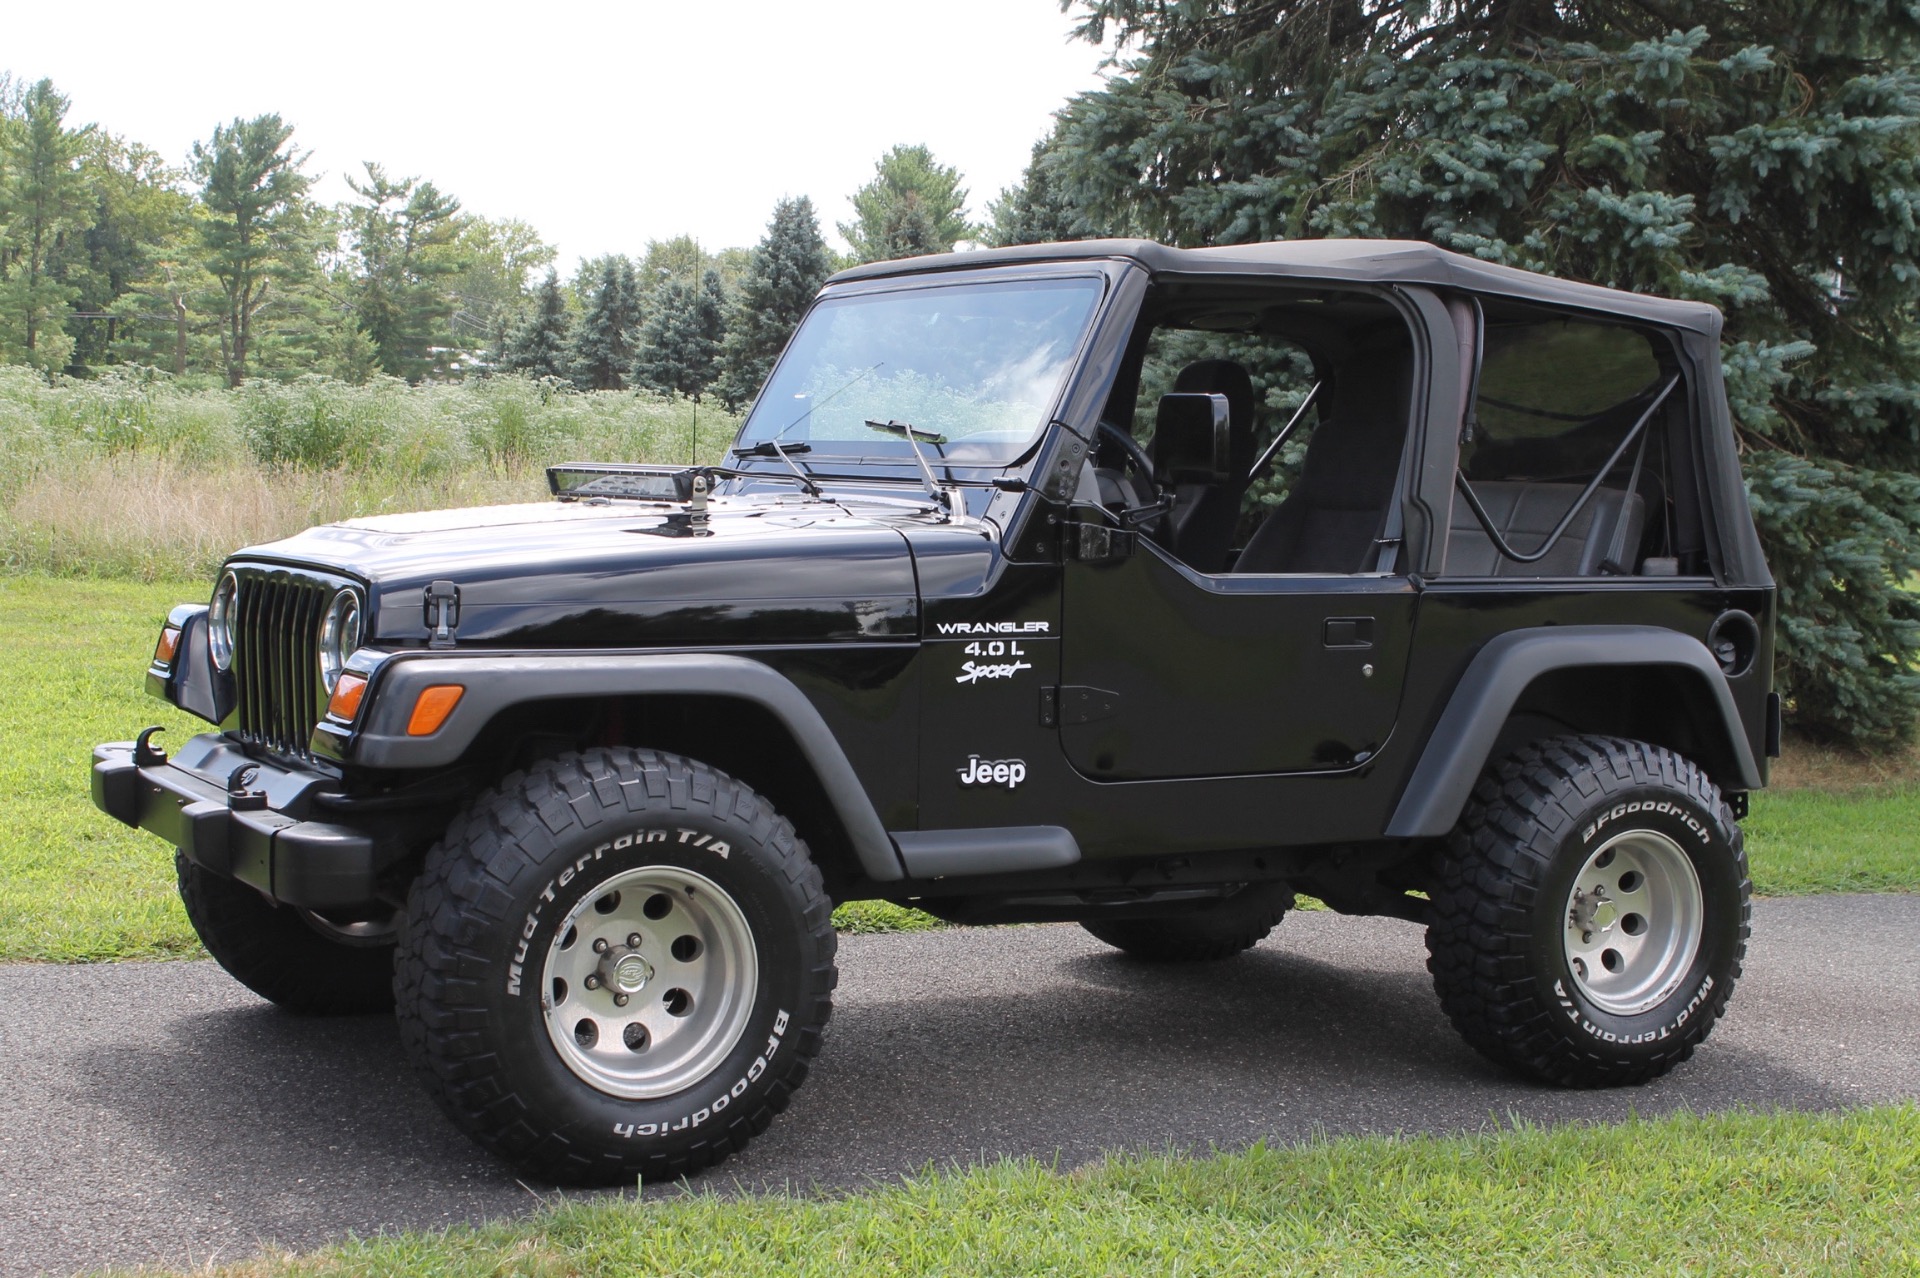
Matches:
[[735, 275, 1105, 467]]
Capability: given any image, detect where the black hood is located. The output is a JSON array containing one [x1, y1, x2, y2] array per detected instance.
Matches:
[[234, 494, 946, 648]]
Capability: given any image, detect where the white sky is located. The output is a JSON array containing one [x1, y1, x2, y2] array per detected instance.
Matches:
[[11, 1, 1113, 266]]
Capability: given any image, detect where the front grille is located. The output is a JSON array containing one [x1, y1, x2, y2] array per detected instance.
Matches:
[[230, 567, 336, 761]]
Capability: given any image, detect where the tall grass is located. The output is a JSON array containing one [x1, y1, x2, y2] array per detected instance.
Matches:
[[0, 366, 739, 581]]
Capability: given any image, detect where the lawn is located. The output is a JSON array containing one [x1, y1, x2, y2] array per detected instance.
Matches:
[[160, 1105, 1920, 1276], [1, 574, 1914, 962]]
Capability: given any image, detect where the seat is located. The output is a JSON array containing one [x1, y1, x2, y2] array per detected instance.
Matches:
[[1150, 360, 1257, 572], [1234, 353, 1411, 574], [1444, 481, 1646, 576]]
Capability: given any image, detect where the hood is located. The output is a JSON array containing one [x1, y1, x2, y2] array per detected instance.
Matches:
[[235, 494, 952, 648]]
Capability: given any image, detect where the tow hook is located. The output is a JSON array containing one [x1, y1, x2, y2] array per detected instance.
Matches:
[[133, 725, 167, 767]]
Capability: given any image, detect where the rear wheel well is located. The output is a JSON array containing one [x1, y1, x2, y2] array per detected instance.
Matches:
[[450, 694, 863, 895], [1495, 666, 1745, 788]]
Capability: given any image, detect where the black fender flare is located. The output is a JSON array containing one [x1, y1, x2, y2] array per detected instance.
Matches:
[[344, 652, 906, 881], [1385, 625, 1763, 839]]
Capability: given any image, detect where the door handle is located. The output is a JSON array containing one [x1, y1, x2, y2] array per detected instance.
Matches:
[[1323, 617, 1375, 649]]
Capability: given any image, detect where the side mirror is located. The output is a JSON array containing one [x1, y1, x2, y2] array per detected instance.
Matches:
[[1153, 392, 1232, 483]]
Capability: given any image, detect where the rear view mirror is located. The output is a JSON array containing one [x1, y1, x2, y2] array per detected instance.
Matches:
[[1154, 392, 1232, 483]]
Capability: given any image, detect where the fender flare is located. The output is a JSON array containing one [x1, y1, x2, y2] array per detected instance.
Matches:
[[1385, 625, 1762, 839], [345, 652, 906, 881]]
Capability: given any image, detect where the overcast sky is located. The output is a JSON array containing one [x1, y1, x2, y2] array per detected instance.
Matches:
[[10, 1, 1114, 266]]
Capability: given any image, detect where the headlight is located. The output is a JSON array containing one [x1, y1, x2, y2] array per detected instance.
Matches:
[[319, 589, 363, 693], [209, 571, 238, 672]]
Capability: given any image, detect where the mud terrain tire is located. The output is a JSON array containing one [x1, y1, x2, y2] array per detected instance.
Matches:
[[394, 748, 837, 1185], [175, 852, 396, 1015], [1426, 736, 1749, 1087]]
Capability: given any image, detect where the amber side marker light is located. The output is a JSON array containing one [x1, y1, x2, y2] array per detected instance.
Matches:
[[407, 684, 465, 736], [327, 671, 370, 722], [152, 626, 181, 667]]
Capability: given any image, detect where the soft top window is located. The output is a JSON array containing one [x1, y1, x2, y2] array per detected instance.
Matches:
[[1465, 318, 1667, 484]]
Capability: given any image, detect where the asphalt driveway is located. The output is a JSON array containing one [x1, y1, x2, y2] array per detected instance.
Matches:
[[2, 894, 1915, 1277]]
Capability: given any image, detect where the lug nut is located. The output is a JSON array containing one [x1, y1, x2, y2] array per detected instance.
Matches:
[[627, 933, 643, 949], [593, 938, 609, 953], [584, 974, 600, 989], [613, 993, 629, 1007]]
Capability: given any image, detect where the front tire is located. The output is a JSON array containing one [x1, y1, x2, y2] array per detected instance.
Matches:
[[175, 852, 396, 1015], [1426, 736, 1750, 1087], [1081, 883, 1293, 962], [394, 748, 837, 1185]]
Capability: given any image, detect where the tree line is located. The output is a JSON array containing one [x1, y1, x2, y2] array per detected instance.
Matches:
[[0, 77, 986, 405]]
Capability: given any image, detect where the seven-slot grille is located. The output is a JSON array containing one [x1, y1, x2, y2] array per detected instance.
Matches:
[[230, 567, 337, 760]]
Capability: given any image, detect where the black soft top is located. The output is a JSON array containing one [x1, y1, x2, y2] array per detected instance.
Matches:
[[829, 238, 1722, 338], [829, 237, 1768, 589]]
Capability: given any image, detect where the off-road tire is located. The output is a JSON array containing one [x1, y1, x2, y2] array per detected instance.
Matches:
[[1080, 884, 1294, 962], [175, 852, 396, 1015], [1426, 736, 1749, 1087], [394, 748, 837, 1186]]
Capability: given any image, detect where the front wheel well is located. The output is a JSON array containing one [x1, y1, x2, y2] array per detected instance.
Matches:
[[450, 693, 864, 895]]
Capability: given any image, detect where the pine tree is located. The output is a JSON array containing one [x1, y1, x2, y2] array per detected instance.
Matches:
[[190, 114, 317, 387], [632, 269, 726, 400], [568, 256, 639, 390], [839, 144, 974, 263], [343, 163, 465, 382], [500, 270, 571, 379], [1051, 0, 1920, 746], [0, 79, 94, 373], [718, 196, 833, 408], [986, 134, 1091, 248]]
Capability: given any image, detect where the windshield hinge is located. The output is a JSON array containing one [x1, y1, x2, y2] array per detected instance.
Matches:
[[424, 580, 461, 649]]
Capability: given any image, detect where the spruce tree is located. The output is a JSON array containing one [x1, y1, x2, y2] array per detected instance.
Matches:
[[986, 134, 1091, 248], [719, 196, 833, 408], [500, 269, 571, 379], [632, 269, 727, 400], [840, 144, 975, 263], [569, 256, 639, 390], [1051, 0, 1920, 745]]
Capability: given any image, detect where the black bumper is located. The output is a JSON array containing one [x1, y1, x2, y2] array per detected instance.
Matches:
[[91, 734, 380, 909]]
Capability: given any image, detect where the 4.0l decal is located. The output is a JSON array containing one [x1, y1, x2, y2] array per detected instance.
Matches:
[[956, 639, 1032, 685]]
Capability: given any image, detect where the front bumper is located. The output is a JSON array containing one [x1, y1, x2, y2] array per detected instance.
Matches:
[[91, 732, 380, 909]]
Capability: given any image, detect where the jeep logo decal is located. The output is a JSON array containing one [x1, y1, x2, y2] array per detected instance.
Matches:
[[957, 755, 1026, 788]]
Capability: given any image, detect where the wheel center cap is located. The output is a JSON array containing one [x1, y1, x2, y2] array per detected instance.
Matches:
[[611, 953, 654, 993]]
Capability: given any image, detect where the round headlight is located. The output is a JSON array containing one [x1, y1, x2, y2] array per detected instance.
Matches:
[[209, 571, 238, 672], [319, 589, 363, 693]]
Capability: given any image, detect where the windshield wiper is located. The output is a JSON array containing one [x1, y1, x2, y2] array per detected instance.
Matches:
[[863, 419, 960, 519], [731, 438, 822, 496]]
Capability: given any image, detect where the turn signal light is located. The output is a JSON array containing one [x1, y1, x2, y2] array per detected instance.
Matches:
[[152, 625, 181, 668], [407, 684, 465, 736], [327, 671, 369, 722]]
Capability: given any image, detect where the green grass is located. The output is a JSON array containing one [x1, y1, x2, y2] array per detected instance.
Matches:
[[1747, 785, 1920, 894], [146, 1105, 1920, 1276], [0, 574, 1908, 963]]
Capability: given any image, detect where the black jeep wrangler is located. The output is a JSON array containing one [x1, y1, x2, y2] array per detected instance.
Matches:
[[94, 239, 1777, 1185]]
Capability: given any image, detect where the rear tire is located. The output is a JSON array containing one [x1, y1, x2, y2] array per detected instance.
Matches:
[[1080, 884, 1293, 962], [175, 852, 396, 1015], [394, 748, 837, 1185], [1425, 736, 1749, 1087]]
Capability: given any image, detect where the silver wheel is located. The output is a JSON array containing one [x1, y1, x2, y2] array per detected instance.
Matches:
[[1562, 828, 1703, 1016], [540, 865, 758, 1099]]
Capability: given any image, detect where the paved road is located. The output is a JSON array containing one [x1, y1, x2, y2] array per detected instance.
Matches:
[[3, 894, 1916, 1277]]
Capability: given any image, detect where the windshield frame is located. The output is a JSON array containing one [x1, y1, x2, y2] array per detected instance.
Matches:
[[728, 264, 1115, 484]]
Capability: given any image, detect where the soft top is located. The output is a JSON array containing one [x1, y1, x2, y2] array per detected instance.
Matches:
[[828, 238, 1722, 338]]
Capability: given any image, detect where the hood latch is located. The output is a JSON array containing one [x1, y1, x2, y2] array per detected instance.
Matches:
[[424, 580, 461, 648]]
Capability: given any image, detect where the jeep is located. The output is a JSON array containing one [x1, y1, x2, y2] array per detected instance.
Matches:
[[93, 238, 1776, 1185]]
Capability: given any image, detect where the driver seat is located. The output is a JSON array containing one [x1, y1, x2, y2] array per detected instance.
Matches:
[[1152, 360, 1257, 573]]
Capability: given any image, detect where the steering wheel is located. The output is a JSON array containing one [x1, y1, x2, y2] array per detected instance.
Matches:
[[1096, 420, 1156, 488]]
